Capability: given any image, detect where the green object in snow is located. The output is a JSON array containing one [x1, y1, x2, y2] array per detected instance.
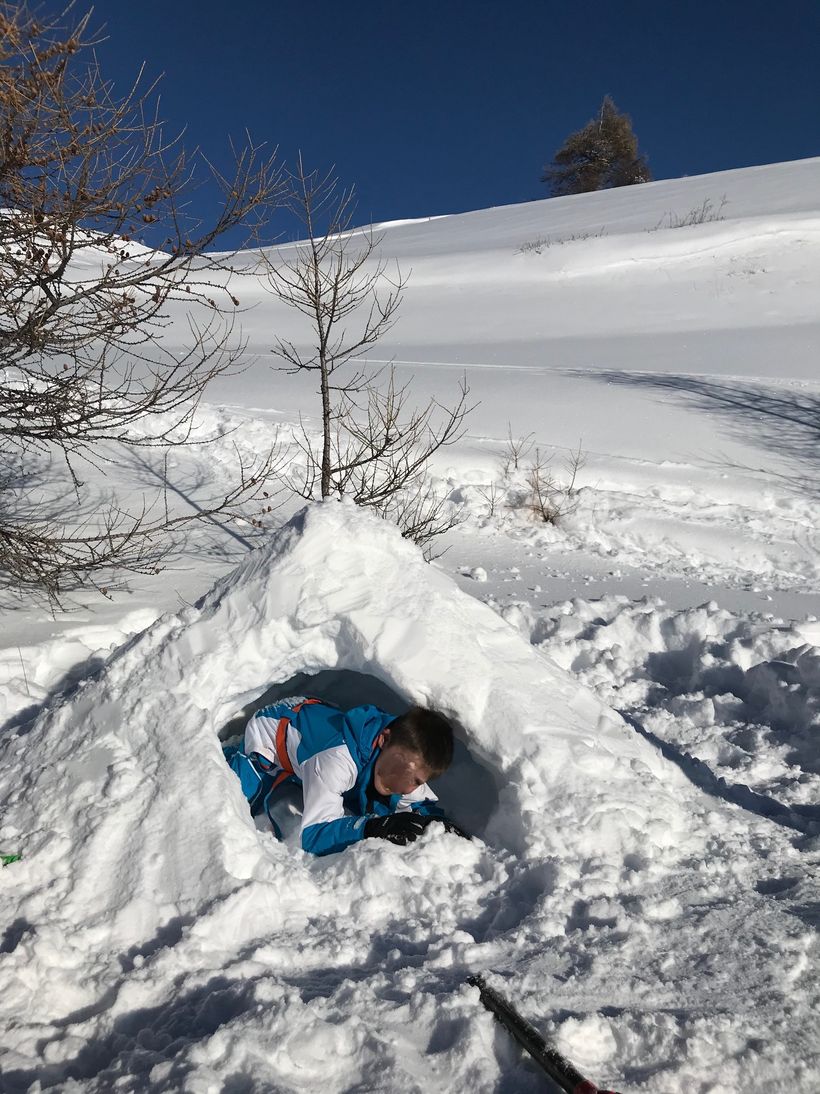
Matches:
[[1, 852, 22, 866]]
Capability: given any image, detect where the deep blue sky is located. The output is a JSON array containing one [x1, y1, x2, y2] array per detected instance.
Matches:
[[72, 0, 820, 231]]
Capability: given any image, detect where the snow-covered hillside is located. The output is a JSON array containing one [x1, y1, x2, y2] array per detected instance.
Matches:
[[1, 159, 819, 1092], [224, 157, 820, 619]]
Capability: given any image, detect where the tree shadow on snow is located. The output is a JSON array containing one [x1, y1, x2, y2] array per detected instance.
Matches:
[[619, 709, 820, 837], [125, 447, 271, 564], [571, 369, 820, 497], [0, 654, 107, 741], [1, 964, 561, 1094], [0, 974, 259, 1093], [644, 648, 820, 778], [0, 452, 125, 612], [0, 444, 270, 616]]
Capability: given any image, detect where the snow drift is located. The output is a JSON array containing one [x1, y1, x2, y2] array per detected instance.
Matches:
[[1, 484, 816, 1088]]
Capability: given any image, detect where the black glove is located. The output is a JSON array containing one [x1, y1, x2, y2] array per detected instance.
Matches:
[[364, 812, 432, 845], [364, 813, 471, 846]]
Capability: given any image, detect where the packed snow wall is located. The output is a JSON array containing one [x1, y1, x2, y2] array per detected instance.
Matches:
[[3, 501, 787, 1092]]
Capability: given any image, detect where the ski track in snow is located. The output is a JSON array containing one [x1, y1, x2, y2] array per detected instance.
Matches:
[[2, 159, 820, 1093]]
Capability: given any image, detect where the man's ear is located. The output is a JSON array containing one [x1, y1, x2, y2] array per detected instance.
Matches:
[[376, 728, 391, 749]]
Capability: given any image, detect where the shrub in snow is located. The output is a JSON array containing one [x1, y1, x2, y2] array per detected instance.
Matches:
[[494, 427, 585, 526], [650, 195, 728, 232]]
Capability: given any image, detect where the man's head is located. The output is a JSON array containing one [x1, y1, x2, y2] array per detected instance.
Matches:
[[372, 706, 454, 797]]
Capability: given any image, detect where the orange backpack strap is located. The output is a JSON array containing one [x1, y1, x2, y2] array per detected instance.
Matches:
[[274, 697, 324, 778]]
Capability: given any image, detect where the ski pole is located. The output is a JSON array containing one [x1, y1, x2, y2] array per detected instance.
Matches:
[[467, 975, 623, 1094]]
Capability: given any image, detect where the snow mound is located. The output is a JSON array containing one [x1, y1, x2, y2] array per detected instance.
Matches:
[[1, 503, 817, 1091], [528, 595, 820, 815]]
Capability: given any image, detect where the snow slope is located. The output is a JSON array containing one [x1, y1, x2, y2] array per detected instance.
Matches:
[[214, 157, 820, 619], [1, 157, 819, 1092]]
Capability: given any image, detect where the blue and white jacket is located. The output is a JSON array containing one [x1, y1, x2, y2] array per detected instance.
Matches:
[[242, 698, 443, 856]]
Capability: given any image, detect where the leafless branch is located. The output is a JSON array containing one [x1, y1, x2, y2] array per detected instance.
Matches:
[[0, 4, 285, 598], [260, 159, 473, 545], [524, 444, 585, 524]]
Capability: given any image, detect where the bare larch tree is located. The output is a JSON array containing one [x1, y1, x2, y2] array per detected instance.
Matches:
[[0, 4, 284, 599], [259, 157, 471, 549]]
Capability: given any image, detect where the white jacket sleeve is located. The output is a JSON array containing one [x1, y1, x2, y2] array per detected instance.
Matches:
[[299, 746, 365, 856], [394, 783, 442, 814]]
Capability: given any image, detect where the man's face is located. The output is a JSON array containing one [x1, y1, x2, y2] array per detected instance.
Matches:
[[373, 738, 433, 797]]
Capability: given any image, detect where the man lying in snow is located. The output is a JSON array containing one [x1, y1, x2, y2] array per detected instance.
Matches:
[[224, 697, 464, 856]]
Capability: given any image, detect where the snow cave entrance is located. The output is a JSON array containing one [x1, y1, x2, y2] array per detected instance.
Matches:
[[221, 668, 500, 839]]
